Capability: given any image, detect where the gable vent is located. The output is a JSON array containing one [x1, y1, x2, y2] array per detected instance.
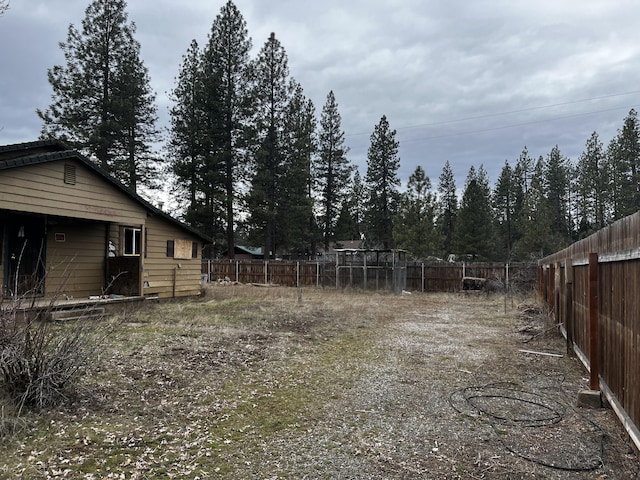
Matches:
[[64, 164, 76, 185]]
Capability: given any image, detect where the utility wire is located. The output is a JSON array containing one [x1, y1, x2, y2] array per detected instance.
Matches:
[[398, 103, 640, 143], [345, 90, 640, 139]]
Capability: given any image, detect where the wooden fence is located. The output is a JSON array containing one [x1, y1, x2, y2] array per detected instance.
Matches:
[[538, 211, 640, 451], [202, 259, 537, 293]]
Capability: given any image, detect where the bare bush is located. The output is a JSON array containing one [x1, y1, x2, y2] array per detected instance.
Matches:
[[0, 293, 114, 411]]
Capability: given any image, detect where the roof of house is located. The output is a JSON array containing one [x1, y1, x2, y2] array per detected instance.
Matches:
[[236, 245, 263, 256], [0, 139, 211, 243]]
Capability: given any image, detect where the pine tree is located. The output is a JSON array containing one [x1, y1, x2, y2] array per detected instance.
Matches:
[[454, 166, 495, 260], [246, 32, 292, 258], [394, 166, 438, 259], [111, 42, 161, 192], [351, 169, 366, 240], [436, 160, 457, 258], [168, 40, 209, 229], [544, 145, 572, 245], [493, 160, 518, 260], [608, 109, 640, 219], [575, 131, 608, 237], [334, 169, 364, 242], [37, 0, 159, 191], [363, 115, 400, 249], [280, 82, 318, 254], [513, 157, 554, 259], [315, 91, 352, 249], [514, 147, 534, 197], [511, 147, 533, 252], [202, 1, 252, 257], [333, 204, 359, 243]]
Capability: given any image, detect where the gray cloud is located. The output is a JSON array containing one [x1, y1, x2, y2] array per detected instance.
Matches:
[[2, 0, 640, 192]]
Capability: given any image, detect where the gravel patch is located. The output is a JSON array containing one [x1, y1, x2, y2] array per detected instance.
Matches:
[[0, 287, 637, 479]]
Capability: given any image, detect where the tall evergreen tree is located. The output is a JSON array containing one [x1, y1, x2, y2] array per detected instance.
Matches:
[[608, 109, 640, 219], [436, 160, 458, 258], [315, 91, 352, 249], [544, 145, 572, 246], [363, 115, 400, 249], [168, 40, 211, 231], [513, 157, 554, 259], [112, 41, 162, 192], [514, 146, 534, 197], [575, 131, 608, 236], [511, 147, 533, 251], [351, 169, 366, 240], [394, 166, 438, 259], [280, 82, 318, 254], [37, 0, 159, 191], [454, 166, 495, 260], [202, 1, 252, 257], [168, 36, 224, 242], [246, 32, 292, 258], [334, 168, 365, 242], [493, 160, 518, 260]]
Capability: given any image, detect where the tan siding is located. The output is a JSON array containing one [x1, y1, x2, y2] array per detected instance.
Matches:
[[0, 160, 146, 224], [143, 215, 202, 298], [45, 222, 107, 298]]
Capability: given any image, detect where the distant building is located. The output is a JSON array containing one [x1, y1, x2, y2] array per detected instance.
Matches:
[[223, 245, 264, 260]]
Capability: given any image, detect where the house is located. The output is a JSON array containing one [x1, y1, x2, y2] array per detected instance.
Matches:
[[332, 239, 364, 250], [222, 245, 263, 260], [0, 140, 210, 300]]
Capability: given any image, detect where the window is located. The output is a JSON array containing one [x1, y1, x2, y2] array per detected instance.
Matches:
[[123, 227, 141, 256], [167, 239, 197, 259]]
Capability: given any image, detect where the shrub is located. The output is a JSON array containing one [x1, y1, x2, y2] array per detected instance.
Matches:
[[0, 294, 110, 411]]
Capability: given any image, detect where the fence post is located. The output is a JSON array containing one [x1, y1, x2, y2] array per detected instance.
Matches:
[[589, 252, 599, 390], [505, 263, 509, 292], [565, 257, 574, 356], [235, 260, 239, 283], [421, 263, 425, 292], [555, 261, 562, 326], [296, 261, 300, 288], [264, 260, 268, 285], [364, 253, 368, 290], [316, 262, 320, 287], [548, 264, 555, 318]]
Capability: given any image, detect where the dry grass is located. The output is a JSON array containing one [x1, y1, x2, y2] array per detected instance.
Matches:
[[0, 285, 637, 479]]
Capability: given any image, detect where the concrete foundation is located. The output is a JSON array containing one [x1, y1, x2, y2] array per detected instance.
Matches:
[[577, 389, 602, 409]]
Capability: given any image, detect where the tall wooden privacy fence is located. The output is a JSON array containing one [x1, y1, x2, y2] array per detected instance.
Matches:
[[538, 211, 640, 450], [202, 259, 537, 293]]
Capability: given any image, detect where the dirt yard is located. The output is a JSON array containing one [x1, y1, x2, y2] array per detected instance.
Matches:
[[1, 286, 638, 479]]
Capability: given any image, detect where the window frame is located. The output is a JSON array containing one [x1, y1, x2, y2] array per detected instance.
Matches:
[[123, 227, 142, 256]]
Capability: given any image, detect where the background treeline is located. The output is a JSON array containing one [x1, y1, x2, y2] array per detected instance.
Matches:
[[37, 0, 640, 261]]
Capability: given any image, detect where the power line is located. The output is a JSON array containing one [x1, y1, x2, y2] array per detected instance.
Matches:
[[345, 90, 640, 138], [397, 103, 639, 143]]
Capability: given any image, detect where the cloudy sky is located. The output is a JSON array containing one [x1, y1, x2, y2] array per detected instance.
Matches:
[[2, 0, 640, 200]]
